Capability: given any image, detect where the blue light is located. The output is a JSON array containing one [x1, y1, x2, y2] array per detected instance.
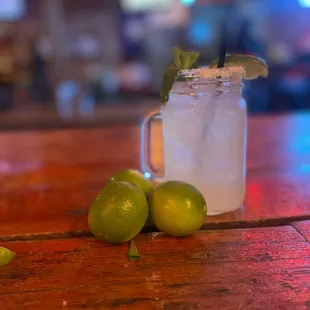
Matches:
[[188, 21, 212, 47], [144, 172, 151, 179], [301, 164, 310, 172], [299, 0, 310, 8], [180, 0, 196, 7]]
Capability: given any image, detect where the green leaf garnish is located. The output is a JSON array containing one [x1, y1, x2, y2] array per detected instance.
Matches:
[[160, 64, 179, 104], [128, 240, 142, 261], [180, 51, 200, 69], [173, 47, 182, 68], [0, 247, 16, 267], [160, 47, 200, 105]]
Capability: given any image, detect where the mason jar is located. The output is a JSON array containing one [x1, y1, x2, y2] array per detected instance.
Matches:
[[141, 67, 247, 215]]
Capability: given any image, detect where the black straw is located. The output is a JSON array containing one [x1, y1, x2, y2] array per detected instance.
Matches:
[[218, 41, 226, 68], [217, 22, 227, 68]]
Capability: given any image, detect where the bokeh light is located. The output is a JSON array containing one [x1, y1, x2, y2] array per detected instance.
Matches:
[[188, 21, 212, 47], [180, 0, 196, 7], [299, 0, 310, 8]]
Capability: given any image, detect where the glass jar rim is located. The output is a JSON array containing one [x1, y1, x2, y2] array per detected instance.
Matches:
[[178, 66, 246, 80]]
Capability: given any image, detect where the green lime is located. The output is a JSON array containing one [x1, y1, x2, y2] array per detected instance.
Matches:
[[0, 247, 16, 267], [88, 181, 148, 244], [210, 54, 268, 80], [149, 181, 207, 237], [110, 169, 153, 195]]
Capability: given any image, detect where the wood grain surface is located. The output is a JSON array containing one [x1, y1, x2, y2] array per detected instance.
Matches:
[[0, 225, 309, 310], [292, 221, 310, 242], [1, 114, 310, 239]]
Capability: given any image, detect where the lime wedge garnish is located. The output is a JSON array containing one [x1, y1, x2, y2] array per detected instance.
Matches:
[[128, 240, 142, 261], [0, 247, 16, 267], [210, 54, 268, 80]]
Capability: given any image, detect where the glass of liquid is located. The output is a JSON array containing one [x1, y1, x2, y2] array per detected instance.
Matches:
[[141, 67, 247, 215]]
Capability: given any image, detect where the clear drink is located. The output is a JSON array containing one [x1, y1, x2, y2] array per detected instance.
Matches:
[[142, 67, 247, 215]]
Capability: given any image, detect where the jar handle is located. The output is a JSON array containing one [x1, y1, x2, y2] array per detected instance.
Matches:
[[140, 111, 163, 180]]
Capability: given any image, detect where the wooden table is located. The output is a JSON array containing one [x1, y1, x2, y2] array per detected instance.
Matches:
[[0, 113, 310, 309]]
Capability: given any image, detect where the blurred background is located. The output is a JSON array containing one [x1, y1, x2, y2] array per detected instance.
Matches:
[[0, 0, 310, 129]]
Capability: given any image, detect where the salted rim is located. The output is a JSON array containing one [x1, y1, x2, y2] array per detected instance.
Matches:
[[178, 66, 246, 79]]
